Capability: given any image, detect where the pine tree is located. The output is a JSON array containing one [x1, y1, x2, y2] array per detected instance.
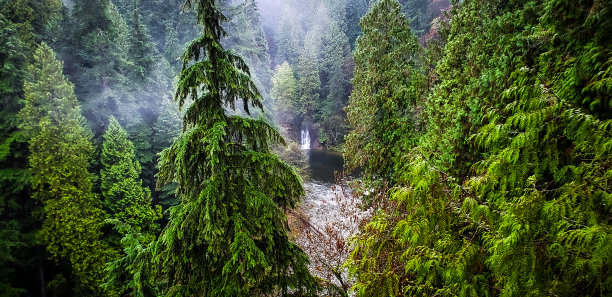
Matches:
[[0, 13, 32, 296], [152, 96, 182, 212], [19, 43, 115, 296], [150, 0, 319, 295], [101, 116, 161, 241], [399, 0, 432, 36], [344, 0, 368, 48]]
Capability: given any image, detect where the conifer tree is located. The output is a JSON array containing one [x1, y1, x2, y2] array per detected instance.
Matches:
[[399, 0, 432, 36], [275, 4, 303, 66], [152, 96, 182, 211], [297, 36, 321, 125], [66, 0, 132, 131], [0, 14, 32, 295], [152, 0, 318, 295], [127, 7, 157, 82], [271, 61, 300, 127], [347, 0, 612, 296], [19, 43, 114, 296], [344, 0, 368, 48], [318, 21, 351, 145], [345, 0, 424, 182], [101, 116, 161, 241], [223, 0, 273, 95]]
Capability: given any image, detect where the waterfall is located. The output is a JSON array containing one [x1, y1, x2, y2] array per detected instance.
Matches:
[[300, 127, 311, 150]]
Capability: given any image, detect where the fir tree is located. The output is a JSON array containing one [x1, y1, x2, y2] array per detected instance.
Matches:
[[275, 4, 303, 66], [127, 7, 157, 82], [66, 0, 132, 132], [152, 96, 182, 212], [297, 36, 321, 126], [0, 13, 31, 296], [19, 43, 115, 296], [271, 61, 300, 128], [151, 0, 319, 295], [223, 0, 273, 96], [345, 0, 424, 182], [318, 21, 351, 146], [101, 116, 161, 241]]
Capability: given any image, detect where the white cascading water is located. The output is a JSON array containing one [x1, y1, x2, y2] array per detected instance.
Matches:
[[300, 127, 311, 150]]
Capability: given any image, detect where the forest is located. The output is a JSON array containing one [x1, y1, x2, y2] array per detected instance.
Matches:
[[0, 0, 610, 296]]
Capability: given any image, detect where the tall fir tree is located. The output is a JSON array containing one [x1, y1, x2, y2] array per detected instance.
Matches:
[[65, 0, 132, 132], [297, 35, 321, 127], [270, 61, 300, 128], [127, 6, 157, 83], [275, 4, 303, 66], [0, 10, 32, 296], [318, 20, 352, 146], [19, 43, 115, 296], [1, 1, 63, 295], [101, 116, 161, 241], [148, 0, 319, 295], [345, 0, 424, 182], [223, 0, 273, 97]]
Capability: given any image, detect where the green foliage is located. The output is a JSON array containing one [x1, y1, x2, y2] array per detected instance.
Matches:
[[142, 0, 319, 295], [345, 0, 425, 182], [19, 43, 115, 296], [271, 61, 300, 126], [101, 116, 161, 242], [399, 0, 434, 36], [275, 4, 303, 66], [127, 8, 157, 83], [347, 0, 612, 296], [64, 0, 132, 131], [297, 37, 321, 124], [317, 21, 352, 146], [344, 0, 368, 48], [223, 0, 273, 97], [0, 2, 63, 294]]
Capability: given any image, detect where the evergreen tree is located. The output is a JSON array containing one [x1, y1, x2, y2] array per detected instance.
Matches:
[[345, 0, 424, 182], [344, 0, 368, 48], [0, 13, 32, 295], [127, 7, 157, 82], [65, 0, 132, 132], [399, 0, 432, 36], [152, 96, 182, 211], [297, 35, 321, 126], [223, 0, 273, 96], [150, 0, 319, 295], [163, 22, 182, 69], [101, 116, 161, 241], [275, 4, 303, 66], [19, 43, 115, 296], [271, 61, 300, 127], [347, 0, 612, 296], [318, 21, 352, 146], [1, 1, 63, 295]]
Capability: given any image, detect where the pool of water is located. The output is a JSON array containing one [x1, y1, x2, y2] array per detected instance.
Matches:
[[305, 149, 344, 184]]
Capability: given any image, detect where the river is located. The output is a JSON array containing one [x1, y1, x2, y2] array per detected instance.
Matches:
[[295, 149, 363, 294], [300, 150, 344, 226]]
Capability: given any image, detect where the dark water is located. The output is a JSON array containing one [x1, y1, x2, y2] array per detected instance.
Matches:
[[306, 150, 344, 184]]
